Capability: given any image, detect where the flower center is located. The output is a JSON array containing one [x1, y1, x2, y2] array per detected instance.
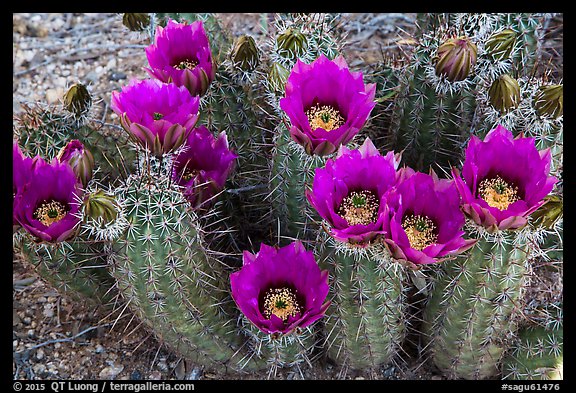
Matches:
[[338, 190, 379, 226], [402, 214, 438, 251], [174, 58, 198, 70], [181, 168, 198, 182], [478, 175, 520, 210], [153, 112, 164, 120], [263, 287, 301, 321], [306, 104, 344, 132], [34, 200, 68, 227], [178, 161, 199, 182]]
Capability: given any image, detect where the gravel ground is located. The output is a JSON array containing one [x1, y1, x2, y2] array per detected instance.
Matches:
[[12, 13, 562, 381]]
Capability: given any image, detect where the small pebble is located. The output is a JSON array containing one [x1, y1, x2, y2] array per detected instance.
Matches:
[[187, 367, 202, 380], [109, 71, 127, 81], [99, 363, 124, 380]]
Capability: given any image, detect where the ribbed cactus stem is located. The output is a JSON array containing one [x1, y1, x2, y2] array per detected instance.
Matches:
[[375, 34, 477, 172], [14, 103, 134, 181], [498, 14, 544, 77], [242, 321, 319, 378], [111, 169, 265, 371], [15, 234, 116, 306], [317, 234, 407, 373], [269, 124, 326, 244], [388, 68, 476, 171], [422, 231, 530, 379], [196, 53, 274, 252], [502, 304, 563, 380]]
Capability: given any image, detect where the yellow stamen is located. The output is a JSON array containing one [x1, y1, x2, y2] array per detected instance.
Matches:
[[402, 215, 438, 251], [174, 59, 198, 70], [263, 287, 301, 321], [338, 190, 379, 226], [306, 104, 344, 131], [478, 176, 520, 210], [34, 200, 68, 227], [180, 163, 198, 182]]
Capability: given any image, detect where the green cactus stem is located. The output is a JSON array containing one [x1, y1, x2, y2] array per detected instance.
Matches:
[[368, 17, 479, 172], [502, 304, 563, 380], [241, 321, 320, 379], [110, 164, 266, 372], [422, 230, 530, 379], [316, 234, 407, 374], [268, 125, 326, 244], [15, 233, 116, 307], [13, 102, 135, 184]]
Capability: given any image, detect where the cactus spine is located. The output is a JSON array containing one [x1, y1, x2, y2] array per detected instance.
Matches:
[[502, 304, 563, 380], [15, 235, 116, 306], [422, 229, 530, 379], [370, 14, 482, 172], [317, 235, 407, 373], [109, 157, 265, 371]]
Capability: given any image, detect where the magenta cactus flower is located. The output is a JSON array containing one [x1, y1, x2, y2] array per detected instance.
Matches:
[[13, 141, 35, 196], [452, 125, 558, 232], [230, 241, 330, 335], [171, 126, 237, 209], [110, 78, 200, 156], [306, 138, 400, 245], [145, 19, 216, 97], [279, 54, 376, 156], [56, 139, 94, 188], [382, 170, 476, 266], [13, 157, 83, 243], [13, 142, 36, 227]]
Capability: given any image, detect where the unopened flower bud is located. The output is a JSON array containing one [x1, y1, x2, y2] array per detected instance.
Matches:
[[122, 13, 150, 32], [268, 62, 290, 92], [84, 190, 119, 225], [488, 74, 521, 114], [63, 82, 92, 118], [434, 36, 478, 82], [485, 29, 517, 61], [533, 84, 563, 119], [57, 139, 94, 188], [530, 195, 562, 229], [230, 35, 259, 72], [276, 28, 308, 58]]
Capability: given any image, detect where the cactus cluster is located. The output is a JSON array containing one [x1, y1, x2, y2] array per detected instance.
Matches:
[[13, 12, 562, 380]]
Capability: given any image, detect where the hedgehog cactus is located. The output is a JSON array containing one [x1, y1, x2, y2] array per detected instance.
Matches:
[[421, 126, 558, 379], [422, 233, 530, 379], [12, 145, 119, 307], [316, 237, 408, 372], [109, 155, 265, 371], [502, 303, 563, 380], [14, 86, 135, 183], [306, 139, 408, 371], [369, 14, 481, 172], [12, 12, 563, 380]]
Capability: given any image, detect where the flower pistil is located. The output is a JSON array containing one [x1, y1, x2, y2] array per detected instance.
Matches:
[[306, 104, 344, 132], [402, 214, 438, 251], [478, 175, 519, 211], [338, 190, 379, 226], [263, 287, 301, 321], [34, 200, 68, 226], [174, 59, 198, 70]]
